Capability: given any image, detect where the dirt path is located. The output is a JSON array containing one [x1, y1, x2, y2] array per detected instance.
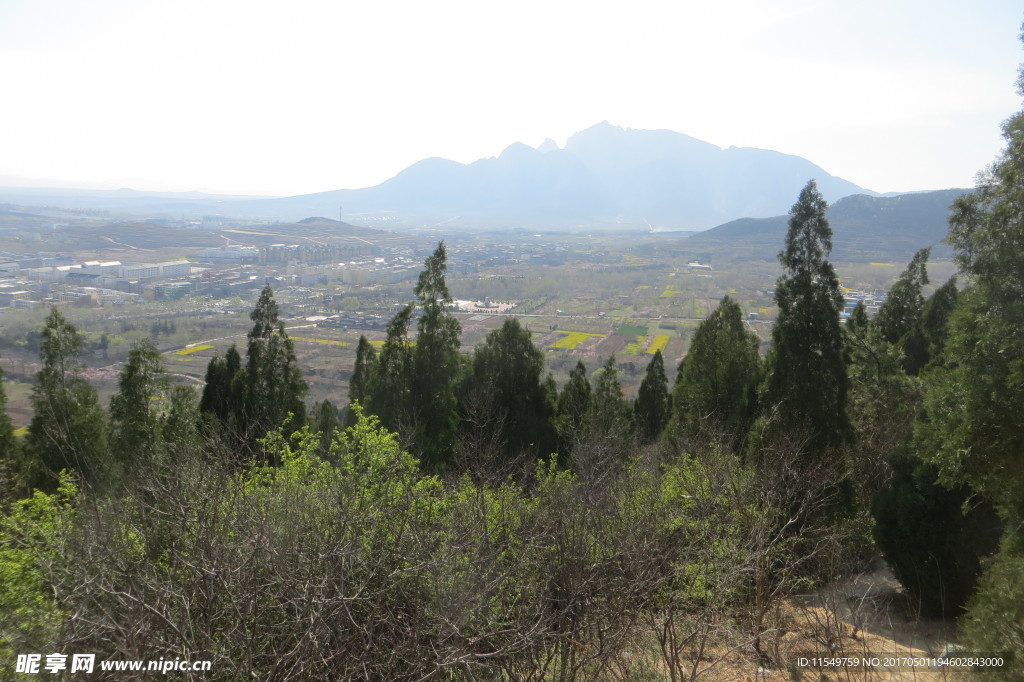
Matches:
[[773, 564, 964, 680]]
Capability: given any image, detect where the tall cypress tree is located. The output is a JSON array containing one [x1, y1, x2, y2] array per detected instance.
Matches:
[[757, 180, 849, 458], [200, 344, 245, 433], [357, 244, 462, 470], [874, 247, 931, 346], [24, 308, 108, 490], [243, 285, 308, 439], [557, 360, 592, 454], [919, 42, 1024, 665], [163, 385, 203, 457], [347, 337, 377, 414], [671, 296, 760, 451], [109, 340, 167, 473], [369, 304, 415, 440], [634, 350, 670, 444], [575, 355, 632, 475], [462, 317, 556, 462], [901, 276, 958, 376], [312, 399, 341, 458], [411, 242, 462, 471], [923, 88, 1024, 531]]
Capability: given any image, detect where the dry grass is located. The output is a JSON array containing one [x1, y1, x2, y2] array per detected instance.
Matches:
[[714, 565, 963, 681], [599, 565, 969, 681]]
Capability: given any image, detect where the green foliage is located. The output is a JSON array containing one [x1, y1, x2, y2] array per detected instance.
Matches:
[[844, 325, 922, 514], [574, 356, 633, 477], [588, 357, 629, 430], [960, 548, 1024, 680], [757, 180, 849, 457], [922, 76, 1024, 526], [346, 335, 377, 426], [109, 340, 168, 475], [197, 287, 308, 458], [0, 475, 77, 672], [903, 53, 1024, 657], [161, 385, 203, 456], [3, 392, 863, 679], [671, 296, 760, 452], [311, 399, 340, 457], [347, 243, 463, 472], [411, 242, 462, 471], [873, 247, 930, 346], [872, 454, 1001, 617], [558, 360, 591, 433], [24, 309, 108, 491], [460, 317, 557, 469], [371, 303, 416, 432], [199, 343, 242, 423], [0, 368, 18, 502], [847, 300, 868, 334], [904, 275, 959, 375], [243, 285, 308, 441], [634, 349, 670, 444]]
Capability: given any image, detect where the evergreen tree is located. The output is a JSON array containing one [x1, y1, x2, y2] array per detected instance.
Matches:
[[411, 242, 462, 471], [847, 300, 869, 335], [0, 367, 14, 462], [162, 385, 203, 456], [24, 309, 107, 490], [199, 354, 226, 420], [671, 296, 760, 451], [844, 305, 921, 504], [901, 276, 958, 376], [0, 367, 18, 500], [904, 51, 1024, 665], [757, 180, 849, 457], [368, 304, 415, 439], [109, 340, 167, 474], [199, 344, 242, 423], [557, 360, 591, 454], [913, 90, 1024, 537], [243, 285, 308, 439], [873, 453, 1001, 617], [856, 265, 983, 608], [633, 350, 670, 444], [575, 356, 632, 475], [462, 317, 557, 463], [312, 399, 340, 458], [874, 248, 931, 346], [346, 335, 377, 426]]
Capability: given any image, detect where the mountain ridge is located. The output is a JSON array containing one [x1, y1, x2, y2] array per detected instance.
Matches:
[[683, 188, 969, 262], [250, 122, 874, 230], [1, 124, 887, 230]]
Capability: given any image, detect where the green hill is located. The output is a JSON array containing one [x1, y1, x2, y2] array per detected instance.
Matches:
[[683, 189, 968, 262]]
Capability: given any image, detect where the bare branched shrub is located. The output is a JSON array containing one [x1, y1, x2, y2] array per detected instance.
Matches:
[[9, 405, 870, 681]]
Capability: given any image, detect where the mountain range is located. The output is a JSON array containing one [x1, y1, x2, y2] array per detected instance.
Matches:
[[256, 122, 872, 230], [2, 124, 964, 241]]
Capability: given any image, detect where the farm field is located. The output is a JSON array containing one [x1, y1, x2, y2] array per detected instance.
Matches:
[[0, 228, 958, 427]]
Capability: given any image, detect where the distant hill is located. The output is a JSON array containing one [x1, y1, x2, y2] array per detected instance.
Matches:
[[215, 217, 402, 248], [245, 122, 873, 230], [0, 186, 270, 218], [683, 189, 969, 262], [0, 210, 401, 253]]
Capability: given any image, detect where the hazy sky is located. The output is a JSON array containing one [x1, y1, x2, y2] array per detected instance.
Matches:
[[1, 0, 1021, 196]]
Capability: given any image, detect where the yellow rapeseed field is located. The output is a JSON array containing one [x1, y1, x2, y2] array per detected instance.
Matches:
[[550, 331, 606, 350], [175, 344, 213, 355], [647, 335, 669, 355]]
